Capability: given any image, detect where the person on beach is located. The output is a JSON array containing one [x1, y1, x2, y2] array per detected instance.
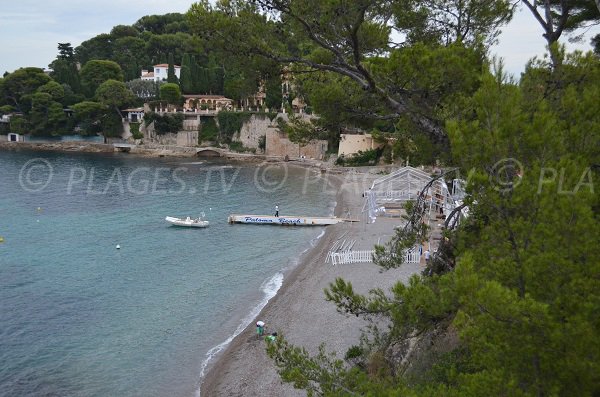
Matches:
[[274, 205, 279, 217], [265, 332, 278, 342], [256, 321, 265, 338]]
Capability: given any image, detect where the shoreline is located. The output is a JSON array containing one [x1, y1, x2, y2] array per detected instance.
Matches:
[[196, 225, 329, 389], [198, 179, 346, 397], [2, 140, 412, 396], [0, 140, 309, 164], [199, 173, 423, 396]]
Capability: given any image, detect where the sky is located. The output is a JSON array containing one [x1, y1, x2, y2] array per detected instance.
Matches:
[[0, 1, 598, 78]]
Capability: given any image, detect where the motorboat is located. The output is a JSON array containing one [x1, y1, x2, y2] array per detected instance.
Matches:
[[165, 215, 209, 228]]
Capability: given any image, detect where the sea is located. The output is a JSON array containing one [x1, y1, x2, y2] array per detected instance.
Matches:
[[0, 149, 336, 397]]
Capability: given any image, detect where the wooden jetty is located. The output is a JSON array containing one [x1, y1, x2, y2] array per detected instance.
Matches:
[[228, 214, 358, 226]]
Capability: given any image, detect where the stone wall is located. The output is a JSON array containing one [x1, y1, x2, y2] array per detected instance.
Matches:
[[177, 131, 198, 146], [143, 121, 198, 147], [265, 129, 328, 160], [182, 116, 201, 131], [234, 114, 275, 149], [338, 133, 383, 156]]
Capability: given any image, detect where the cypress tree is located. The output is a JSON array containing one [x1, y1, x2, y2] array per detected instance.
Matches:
[[207, 56, 217, 94], [180, 53, 192, 94], [190, 55, 200, 93], [167, 52, 178, 84]]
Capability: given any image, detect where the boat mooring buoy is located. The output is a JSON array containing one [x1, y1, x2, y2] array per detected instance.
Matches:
[[116, 244, 121, 249], [37, 207, 42, 212], [0, 237, 4, 243]]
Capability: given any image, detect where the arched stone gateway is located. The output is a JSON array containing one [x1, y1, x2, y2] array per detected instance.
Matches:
[[196, 149, 221, 157]]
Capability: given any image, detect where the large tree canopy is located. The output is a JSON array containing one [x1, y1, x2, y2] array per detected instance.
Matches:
[[267, 51, 600, 397], [188, 0, 514, 144], [0, 67, 51, 112], [80, 60, 124, 98]]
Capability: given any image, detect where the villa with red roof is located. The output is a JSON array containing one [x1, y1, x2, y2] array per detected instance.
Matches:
[[140, 64, 181, 82]]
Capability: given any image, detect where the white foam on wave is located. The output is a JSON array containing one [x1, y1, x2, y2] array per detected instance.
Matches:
[[313, 229, 326, 245], [194, 216, 331, 396], [195, 272, 284, 397]]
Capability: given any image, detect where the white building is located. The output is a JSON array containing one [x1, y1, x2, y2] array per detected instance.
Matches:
[[141, 64, 181, 82], [7, 133, 24, 142]]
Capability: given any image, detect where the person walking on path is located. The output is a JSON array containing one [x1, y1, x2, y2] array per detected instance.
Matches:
[[274, 205, 279, 217], [424, 249, 431, 265]]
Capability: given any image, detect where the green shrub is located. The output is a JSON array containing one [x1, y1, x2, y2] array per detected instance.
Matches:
[[143, 111, 183, 135], [199, 117, 219, 143], [228, 141, 256, 153], [216, 111, 252, 142], [336, 149, 381, 166], [130, 122, 143, 139]]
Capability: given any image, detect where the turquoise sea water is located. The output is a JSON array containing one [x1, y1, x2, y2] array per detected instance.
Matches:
[[0, 150, 335, 397]]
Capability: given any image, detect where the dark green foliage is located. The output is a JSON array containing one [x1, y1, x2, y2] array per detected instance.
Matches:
[[228, 141, 255, 153], [29, 92, 67, 135], [101, 111, 124, 137], [198, 116, 218, 142], [57, 43, 75, 60], [80, 60, 124, 98], [71, 101, 107, 135], [129, 122, 143, 139], [264, 49, 600, 397], [167, 53, 178, 84], [9, 115, 28, 135], [133, 13, 189, 35], [75, 34, 113, 65], [335, 149, 381, 167], [216, 111, 252, 142], [95, 80, 134, 109], [593, 34, 600, 56], [49, 43, 81, 93], [258, 135, 266, 152], [159, 83, 181, 104], [265, 74, 283, 111], [110, 25, 140, 39], [1, 67, 51, 112], [144, 111, 183, 135], [190, 55, 201, 93], [276, 114, 327, 146], [206, 56, 224, 94], [180, 53, 193, 94]]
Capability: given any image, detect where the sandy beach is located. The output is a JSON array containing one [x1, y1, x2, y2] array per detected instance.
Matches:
[[200, 171, 424, 397]]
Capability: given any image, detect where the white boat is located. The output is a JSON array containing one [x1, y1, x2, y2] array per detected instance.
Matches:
[[165, 216, 209, 228]]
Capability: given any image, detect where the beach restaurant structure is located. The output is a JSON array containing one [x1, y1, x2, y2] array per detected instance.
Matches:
[[363, 166, 464, 223]]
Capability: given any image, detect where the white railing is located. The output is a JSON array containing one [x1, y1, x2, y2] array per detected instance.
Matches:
[[331, 250, 374, 265], [331, 248, 421, 266], [405, 250, 421, 264]]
